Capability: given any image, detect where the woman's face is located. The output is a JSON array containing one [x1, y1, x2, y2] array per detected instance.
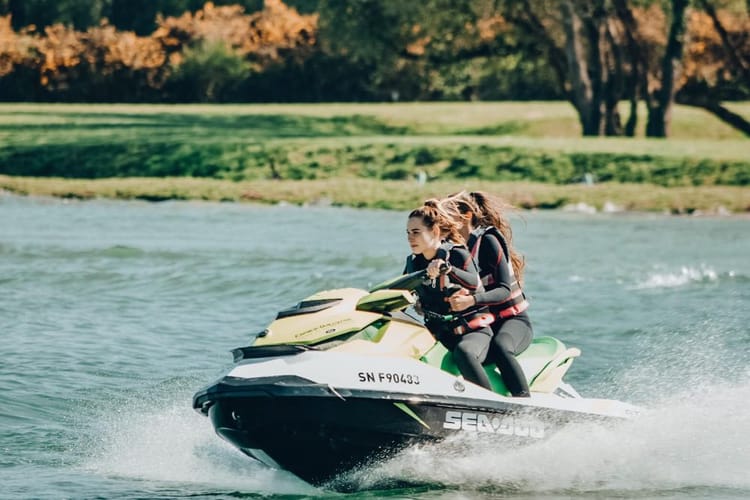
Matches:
[[406, 216, 440, 257]]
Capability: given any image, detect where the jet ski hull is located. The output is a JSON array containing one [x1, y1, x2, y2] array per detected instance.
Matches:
[[194, 373, 604, 485], [193, 283, 641, 486]]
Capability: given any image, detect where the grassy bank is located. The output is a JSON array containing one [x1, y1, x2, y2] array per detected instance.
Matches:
[[1, 102, 748, 212], [3, 176, 748, 214]]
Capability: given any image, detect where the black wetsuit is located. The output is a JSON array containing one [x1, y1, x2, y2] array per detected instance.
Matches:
[[404, 242, 494, 390], [469, 227, 533, 397]]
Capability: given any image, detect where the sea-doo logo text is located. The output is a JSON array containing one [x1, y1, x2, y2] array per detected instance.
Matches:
[[358, 371, 421, 385], [443, 411, 545, 438], [294, 319, 349, 338]]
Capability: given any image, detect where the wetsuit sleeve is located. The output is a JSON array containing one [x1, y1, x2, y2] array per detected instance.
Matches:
[[473, 234, 513, 306], [446, 247, 480, 291]]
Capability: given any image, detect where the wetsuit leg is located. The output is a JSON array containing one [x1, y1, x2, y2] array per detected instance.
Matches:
[[491, 316, 533, 397], [452, 327, 493, 390]]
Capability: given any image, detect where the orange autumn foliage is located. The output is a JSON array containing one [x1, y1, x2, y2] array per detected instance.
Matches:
[[0, 16, 35, 76], [624, 5, 748, 94], [0, 0, 317, 92], [683, 9, 750, 87], [152, 0, 317, 70]]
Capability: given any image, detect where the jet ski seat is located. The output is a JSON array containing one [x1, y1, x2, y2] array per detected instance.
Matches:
[[420, 336, 580, 395], [522, 337, 581, 393]]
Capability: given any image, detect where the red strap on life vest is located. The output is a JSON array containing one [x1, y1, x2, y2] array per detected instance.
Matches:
[[452, 312, 495, 335], [497, 299, 529, 318]]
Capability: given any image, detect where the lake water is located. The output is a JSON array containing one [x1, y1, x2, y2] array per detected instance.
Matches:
[[2, 193, 748, 499]]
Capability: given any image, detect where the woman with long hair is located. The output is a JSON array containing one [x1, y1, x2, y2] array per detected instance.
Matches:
[[441, 191, 533, 397], [404, 200, 495, 390]]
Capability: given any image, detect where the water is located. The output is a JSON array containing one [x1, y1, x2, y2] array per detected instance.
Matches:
[[1, 193, 748, 499]]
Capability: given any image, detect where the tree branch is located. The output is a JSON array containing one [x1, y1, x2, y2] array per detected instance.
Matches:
[[697, 0, 750, 85], [677, 94, 750, 136]]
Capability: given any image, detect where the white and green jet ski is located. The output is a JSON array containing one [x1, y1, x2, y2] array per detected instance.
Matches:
[[193, 270, 640, 485]]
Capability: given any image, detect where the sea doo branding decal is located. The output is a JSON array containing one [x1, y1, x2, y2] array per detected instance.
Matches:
[[443, 410, 545, 438], [294, 318, 349, 338], [358, 371, 421, 385]]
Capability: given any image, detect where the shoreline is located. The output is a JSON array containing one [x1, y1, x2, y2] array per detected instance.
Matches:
[[1, 175, 748, 216]]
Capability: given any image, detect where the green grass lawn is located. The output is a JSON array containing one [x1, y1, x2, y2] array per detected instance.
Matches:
[[3, 100, 749, 137], [1, 101, 747, 158], [1, 101, 748, 213]]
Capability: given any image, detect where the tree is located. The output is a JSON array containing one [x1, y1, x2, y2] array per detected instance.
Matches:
[[169, 41, 249, 101], [645, 0, 689, 137], [318, 0, 562, 101], [677, 0, 750, 135]]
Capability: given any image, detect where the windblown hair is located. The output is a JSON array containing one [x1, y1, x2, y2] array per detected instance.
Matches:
[[409, 200, 466, 246], [445, 191, 525, 284]]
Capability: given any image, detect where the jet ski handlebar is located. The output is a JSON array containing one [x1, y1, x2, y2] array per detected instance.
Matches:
[[369, 264, 450, 293]]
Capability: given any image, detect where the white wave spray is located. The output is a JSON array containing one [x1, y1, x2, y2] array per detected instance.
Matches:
[[635, 264, 721, 289], [346, 377, 750, 495], [346, 323, 750, 496], [77, 381, 318, 496]]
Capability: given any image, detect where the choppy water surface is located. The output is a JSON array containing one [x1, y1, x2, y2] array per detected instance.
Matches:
[[1, 194, 748, 499]]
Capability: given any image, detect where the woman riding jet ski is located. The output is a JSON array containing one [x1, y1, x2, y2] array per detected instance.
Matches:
[[404, 201, 498, 392], [192, 270, 640, 486]]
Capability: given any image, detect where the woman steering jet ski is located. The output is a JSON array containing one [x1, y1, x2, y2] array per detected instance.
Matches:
[[191, 197, 643, 485], [440, 191, 533, 397], [404, 201, 496, 391]]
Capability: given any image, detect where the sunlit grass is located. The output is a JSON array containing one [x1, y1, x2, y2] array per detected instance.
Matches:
[[2, 101, 748, 140], [1, 102, 747, 212], [2, 176, 747, 214]]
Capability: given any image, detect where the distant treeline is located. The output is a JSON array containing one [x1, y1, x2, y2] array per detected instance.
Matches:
[[1, 0, 749, 137]]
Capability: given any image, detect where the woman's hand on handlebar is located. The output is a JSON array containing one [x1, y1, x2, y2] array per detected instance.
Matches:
[[426, 259, 450, 279], [447, 288, 475, 312]]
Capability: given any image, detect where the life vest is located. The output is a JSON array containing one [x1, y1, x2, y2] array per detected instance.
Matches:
[[404, 241, 463, 310], [405, 241, 492, 336], [469, 226, 529, 319]]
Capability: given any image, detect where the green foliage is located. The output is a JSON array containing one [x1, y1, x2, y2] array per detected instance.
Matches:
[[317, 0, 564, 101], [168, 41, 251, 103]]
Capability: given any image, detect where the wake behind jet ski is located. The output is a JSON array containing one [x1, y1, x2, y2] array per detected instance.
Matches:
[[193, 270, 640, 486]]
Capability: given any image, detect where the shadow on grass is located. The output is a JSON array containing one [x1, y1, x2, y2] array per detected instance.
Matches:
[[0, 111, 411, 138]]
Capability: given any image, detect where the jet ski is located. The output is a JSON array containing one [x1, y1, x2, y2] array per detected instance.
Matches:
[[193, 270, 640, 486]]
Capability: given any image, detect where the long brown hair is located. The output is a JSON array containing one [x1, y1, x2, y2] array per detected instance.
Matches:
[[409, 200, 466, 247], [446, 191, 525, 283]]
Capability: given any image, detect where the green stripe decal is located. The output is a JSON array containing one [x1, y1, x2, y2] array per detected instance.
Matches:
[[394, 402, 430, 429]]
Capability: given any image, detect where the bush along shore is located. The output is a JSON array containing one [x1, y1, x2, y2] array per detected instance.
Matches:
[[2, 176, 748, 215], [1, 141, 749, 187]]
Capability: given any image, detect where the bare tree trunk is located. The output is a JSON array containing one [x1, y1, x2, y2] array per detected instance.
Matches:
[[613, 0, 646, 136], [603, 18, 625, 136], [584, 1, 622, 136], [561, 0, 601, 136], [646, 0, 689, 138]]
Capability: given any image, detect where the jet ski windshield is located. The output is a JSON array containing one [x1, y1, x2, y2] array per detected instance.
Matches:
[[369, 269, 427, 293], [276, 298, 343, 319]]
